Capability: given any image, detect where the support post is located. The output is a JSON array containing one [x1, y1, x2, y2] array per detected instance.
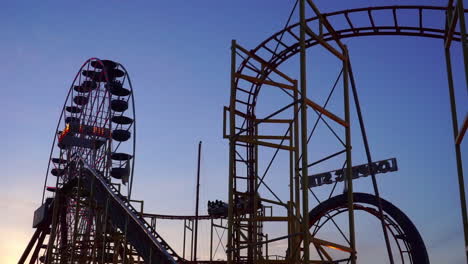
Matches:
[[194, 141, 202, 262], [183, 220, 187, 260], [445, 43, 468, 261], [210, 218, 214, 263], [18, 228, 41, 263], [288, 128, 294, 258], [227, 39, 237, 264], [457, 0, 468, 94], [347, 57, 394, 264], [293, 81, 301, 264], [46, 194, 61, 264], [299, 1, 310, 263], [101, 197, 110, 264], [191, 220, 194, 261], [343, 47, 356, 264], [30, 230, 47, 264]]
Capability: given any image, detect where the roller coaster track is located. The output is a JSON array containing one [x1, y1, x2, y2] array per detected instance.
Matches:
[[78, 160, 181, 264], [22, 157, 183, 264], [235, 5, 467, 111], [228, 4, 466, 263], [142, 213, 224, 221], [21, 5, 467, 264]]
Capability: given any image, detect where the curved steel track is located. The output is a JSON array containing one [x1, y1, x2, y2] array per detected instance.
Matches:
[[234, 5, 467, 113], [228, 4, 466, 264], [21, 5, 467, 264]]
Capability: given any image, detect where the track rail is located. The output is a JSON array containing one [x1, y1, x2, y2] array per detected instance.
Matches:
[[143, 213, 225, 221], [80, 159, 182, 264], [228, 5, 464, 263], [235, 5, 467, 112]]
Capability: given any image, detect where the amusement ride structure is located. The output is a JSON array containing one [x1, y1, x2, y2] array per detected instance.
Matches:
[[18, 1, 468, 264]]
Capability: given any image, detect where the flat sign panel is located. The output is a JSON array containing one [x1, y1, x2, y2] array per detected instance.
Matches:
[[308, 158, 398, 188]]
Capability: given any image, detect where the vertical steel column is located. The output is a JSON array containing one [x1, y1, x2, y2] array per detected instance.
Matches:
[[101, 197, 110, 264], [183, 220, 187, 260], [293, 81, 301, 263], [46, 194, 61, 264], [70, 167, 85, 264], [210, 218, 214, 263], [288, 128, 294, 258], [445, 44, 468, 261], [299, 1, 310, 263], [343, 47, 356, 264], [92, 206, 100, 263], [249, 117, 258, 262], [227, 39, 237, 264], [194, 141, 202, 262], [123, 215, 129, 264], [457, 0, 468, 93], [347, 59, 394, 264], [191, 220, 195, 261], [255, 123, 260, 260]]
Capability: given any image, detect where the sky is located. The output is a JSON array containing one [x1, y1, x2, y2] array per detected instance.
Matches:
[[1, 0, 467, 263]]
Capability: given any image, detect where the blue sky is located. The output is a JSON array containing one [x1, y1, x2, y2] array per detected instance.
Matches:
[[1, 1, 467, 263]]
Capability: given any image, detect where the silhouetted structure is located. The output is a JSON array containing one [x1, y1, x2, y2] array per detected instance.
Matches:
[[19, 1, 468, 263]]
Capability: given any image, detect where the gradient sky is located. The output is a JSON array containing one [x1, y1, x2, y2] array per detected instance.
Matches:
[[1, 1, 468, 263]]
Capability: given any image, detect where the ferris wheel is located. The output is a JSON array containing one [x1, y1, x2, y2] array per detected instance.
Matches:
[[40, 58, 137, 263], [45, 58, 136, 196]]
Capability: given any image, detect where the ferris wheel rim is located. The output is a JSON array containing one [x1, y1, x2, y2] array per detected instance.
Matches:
[[42, 58, 137, 204]]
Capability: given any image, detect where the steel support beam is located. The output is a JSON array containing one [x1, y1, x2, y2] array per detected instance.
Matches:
[[445, 45, 468, 262], [227, 39, 237, 264], [299, 1, 310, 264], [456, 114, 468, 145], [343, 47, 356, 264], [18, 228, 42, 264], [457, 0, 468, 94], [194, 141, 202, 262], [293, 82, 301, 264], [445, 1, 468, 260], [348, 58, 394, 264]]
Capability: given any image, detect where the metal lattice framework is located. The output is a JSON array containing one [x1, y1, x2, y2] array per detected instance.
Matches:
[[225, 2, 468, 264], [18, 1, 468, 264], [20, 59, 183, 264]]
